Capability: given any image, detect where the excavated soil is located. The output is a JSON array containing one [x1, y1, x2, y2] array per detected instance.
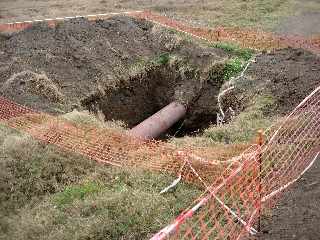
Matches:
[[0, 17, 319, 135], [248, 48, 320, 115], [222, 48, 320, 117], [0, 16, 228, 133]]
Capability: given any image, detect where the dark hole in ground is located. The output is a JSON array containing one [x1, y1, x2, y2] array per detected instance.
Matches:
[[82, 61, 224, 138]]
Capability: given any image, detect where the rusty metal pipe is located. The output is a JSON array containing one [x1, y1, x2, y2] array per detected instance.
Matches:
[[128, 102, 186, 140]]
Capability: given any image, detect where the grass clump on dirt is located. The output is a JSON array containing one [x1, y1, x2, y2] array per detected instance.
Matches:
[[223, 57, 244, 81], [53, 181, 103, 209], [203, 95, 275, 144], [209, 42, 254, 81], [0, 123, 201, 239]]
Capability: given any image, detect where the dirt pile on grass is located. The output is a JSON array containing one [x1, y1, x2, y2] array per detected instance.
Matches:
[[247, 48, 320, 114], [0, 16, 228, 133]]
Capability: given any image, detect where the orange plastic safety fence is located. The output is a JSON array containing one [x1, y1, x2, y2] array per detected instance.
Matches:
[[0, 96, 237, 188], [132, 11, 320, 54], [151, 86, 320, 240]]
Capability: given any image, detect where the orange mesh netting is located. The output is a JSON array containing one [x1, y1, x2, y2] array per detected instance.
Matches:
[[151, 86, 320, 240], [0, 86, 319, 240]]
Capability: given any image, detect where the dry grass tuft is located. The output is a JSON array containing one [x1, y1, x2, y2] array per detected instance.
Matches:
[[2, 71, 65, 103]]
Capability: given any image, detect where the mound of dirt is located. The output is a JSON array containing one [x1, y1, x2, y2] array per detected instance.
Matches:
[[221, 48, 320, 117], [0, 16, 228, 133], [248, 48, 320, 114]]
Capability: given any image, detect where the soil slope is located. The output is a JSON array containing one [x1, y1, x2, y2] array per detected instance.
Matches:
[[223, 48, 320, 117]]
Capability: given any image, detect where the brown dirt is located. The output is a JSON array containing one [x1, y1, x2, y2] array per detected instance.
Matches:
[[233, 48, 320, 116], [254, 155, 320, 240]]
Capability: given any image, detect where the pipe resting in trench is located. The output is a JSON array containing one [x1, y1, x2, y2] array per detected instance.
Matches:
[[128, 102, 187, 140]]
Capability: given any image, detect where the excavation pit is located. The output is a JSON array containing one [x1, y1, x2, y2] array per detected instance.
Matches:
[[0, 15, 229, 137]]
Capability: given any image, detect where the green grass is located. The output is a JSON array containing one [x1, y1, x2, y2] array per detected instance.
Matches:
[[211, 42, 255, 61], [153, 52, 171, 65], [223, 57, 244, 81], [0, 123, 201, 239], [151, 0, 299, 30], [53, 181, 103, 208], [209, 42, 255, 81]]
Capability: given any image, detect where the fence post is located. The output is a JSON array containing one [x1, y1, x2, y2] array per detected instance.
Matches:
[[257, 129, 264, 232]]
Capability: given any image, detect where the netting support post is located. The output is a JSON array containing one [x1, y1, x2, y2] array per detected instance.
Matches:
[[257, 129, 264, 233]]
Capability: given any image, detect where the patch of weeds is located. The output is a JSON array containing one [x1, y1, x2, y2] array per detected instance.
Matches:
[[235, 48, 255, 61], [211, 42, 254, 61], [4, 166, 201, 240], [153, 52, 171, 65], [53, 181, 103, 208], [223, 57, 244, 81], [128, 57, 151, 76]]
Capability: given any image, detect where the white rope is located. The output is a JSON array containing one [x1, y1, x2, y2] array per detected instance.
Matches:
[[160, 175, 182, 194], [2, 11, 143, 25], [186, 160, 258, 235], [216, 54, 260, 125], [160, 160, 186, 194]]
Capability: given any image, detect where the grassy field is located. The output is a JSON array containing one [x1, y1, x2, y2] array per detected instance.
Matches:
[[1, 0, 319, 32], [0, 122, 202, 240]]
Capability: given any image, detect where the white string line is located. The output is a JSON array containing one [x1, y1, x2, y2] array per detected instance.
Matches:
[[186, 160, 258, 236], [160, 160, 187, 194], [1, 11, 143, 25], [217, 86, 234, 122], [262, 151, 319, 202]]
